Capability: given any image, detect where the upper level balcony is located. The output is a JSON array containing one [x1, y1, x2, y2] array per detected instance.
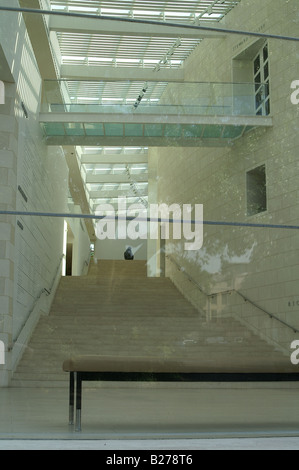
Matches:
[[40, 80, 272, 147]]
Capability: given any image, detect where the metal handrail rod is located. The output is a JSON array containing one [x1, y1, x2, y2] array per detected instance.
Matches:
[[82, 253, 92, 275], [11, 254, 65, 347], [166, 254, 209, 297], [233, 290, 299, 334], [1, 6, 299, 43], [166, 254, 299, 334]]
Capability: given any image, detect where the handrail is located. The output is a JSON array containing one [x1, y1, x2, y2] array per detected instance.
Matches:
[[11, 254, 65, 347], [167, 254, 209, 297], [166, 254, 299, 334], [82, 247, 95, 275], [232, 290, 299, 334], [82, 256, 90, 275]]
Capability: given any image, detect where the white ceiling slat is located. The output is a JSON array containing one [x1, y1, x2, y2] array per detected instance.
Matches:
[[64, 80, 168, 103], [81, 153, 148, 164], [50, 0, 241, 74]]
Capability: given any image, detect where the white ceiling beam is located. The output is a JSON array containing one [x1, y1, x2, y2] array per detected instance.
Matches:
[[89, 188, 148, 199], [92, 201, 147, 212], [18, 1, 95, 240], [19, 0, 59, 80], [81, 154, 148, 164], [86, 173, 148, 184], [49, 16, 226, 39], [61, 65, 185, 82]]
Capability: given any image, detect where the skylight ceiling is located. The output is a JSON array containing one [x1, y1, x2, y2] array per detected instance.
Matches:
[[50, 1, 240, 24], [58, 34, 197, 69], [47, 1, 241, 216], [49, 0, 241, 105], [50, 1, 241, 73], [78, 145, 149, 213]]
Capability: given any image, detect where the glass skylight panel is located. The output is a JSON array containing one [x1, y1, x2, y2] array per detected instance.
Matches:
[[62, 55, 86, 62], [57, 31, 203, 70], [84, 163, 148, 174], [68, 6, 98, 13], [50, 1, 241, 24], [131, 165, 148, 171], [104, 147, 123, 153]]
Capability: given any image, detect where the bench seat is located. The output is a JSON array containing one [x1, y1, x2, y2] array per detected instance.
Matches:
[[63, 355, 299, 432], [63, 355, 212, 374]]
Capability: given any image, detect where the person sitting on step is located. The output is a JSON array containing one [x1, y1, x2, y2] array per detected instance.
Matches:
[[124, 246, 134, 260]]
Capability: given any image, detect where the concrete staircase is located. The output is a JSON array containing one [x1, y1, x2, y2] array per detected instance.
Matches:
[[11, 259, 293, 388]]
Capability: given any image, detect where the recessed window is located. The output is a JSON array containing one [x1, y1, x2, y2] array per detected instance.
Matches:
[[254, 42, 270, 116], [232, 39, 271, 116], [246, 164, 267, 216]]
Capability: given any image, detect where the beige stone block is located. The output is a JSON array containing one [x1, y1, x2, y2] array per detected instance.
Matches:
[[0, 168, 8, 185], [0, 185, 16, 206], [0, 278, 5, 296], [0, 260, 10, 278], [285, 281, 299, 298], [4, 279, 13, 298], [0, 116, 17, 134], [0, 132, 10, 150], [0, 150, 16, 169], [0, 241, 6, 259], [4, 242, 15, 264], [0, 223, 11, 242], [0, 296, 10, 316]]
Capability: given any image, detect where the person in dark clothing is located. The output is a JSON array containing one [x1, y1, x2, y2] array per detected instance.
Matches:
[[124, 247, 134, 260]]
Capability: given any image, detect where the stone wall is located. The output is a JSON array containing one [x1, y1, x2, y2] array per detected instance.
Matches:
[[150, 0, 299, 354]]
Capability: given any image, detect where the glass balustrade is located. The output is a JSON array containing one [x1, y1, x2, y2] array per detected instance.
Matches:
[[41, 80, 268, 117]]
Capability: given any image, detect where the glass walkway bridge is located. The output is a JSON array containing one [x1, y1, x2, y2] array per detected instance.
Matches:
[[40, 81, 272, 147]]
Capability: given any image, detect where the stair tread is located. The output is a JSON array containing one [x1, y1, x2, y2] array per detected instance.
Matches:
[[12, 260, 294, 387]]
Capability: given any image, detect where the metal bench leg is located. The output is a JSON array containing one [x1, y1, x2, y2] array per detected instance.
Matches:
[[75, 372, 82, 432], [69, 372, 75, 425]]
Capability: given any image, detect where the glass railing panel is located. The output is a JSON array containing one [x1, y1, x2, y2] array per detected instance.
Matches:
[[41, 80, 267, 117]]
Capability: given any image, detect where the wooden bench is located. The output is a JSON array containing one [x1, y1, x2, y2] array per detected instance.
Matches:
[[63, 355, 299, 432]]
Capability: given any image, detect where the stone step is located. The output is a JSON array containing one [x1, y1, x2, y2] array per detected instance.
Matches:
[[32, 319, 250, 330], [11, 260, 293, 387], [31, 326, 257, 339]]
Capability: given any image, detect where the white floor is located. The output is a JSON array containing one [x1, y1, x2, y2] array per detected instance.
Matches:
[[1, 437, 299, 450], [1, 384, 299, 449]]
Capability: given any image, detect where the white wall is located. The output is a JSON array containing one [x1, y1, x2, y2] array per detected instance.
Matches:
[[66, 210, 91, 276], [0, 2, 69, 384]]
